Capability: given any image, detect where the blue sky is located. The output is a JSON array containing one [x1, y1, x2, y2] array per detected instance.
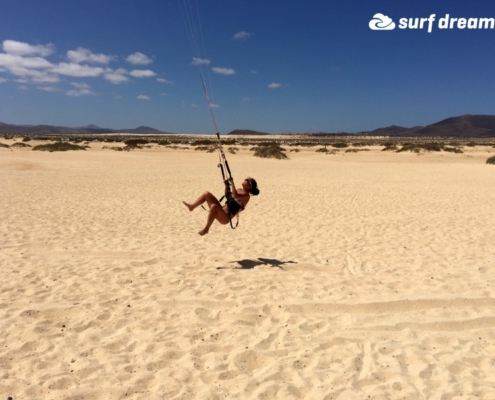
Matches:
[[1, 0, 494, 134]]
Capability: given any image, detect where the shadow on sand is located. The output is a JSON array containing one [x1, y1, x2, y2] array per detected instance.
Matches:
[[217, 258, 297, 271]]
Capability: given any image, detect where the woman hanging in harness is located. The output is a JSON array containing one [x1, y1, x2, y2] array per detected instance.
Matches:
[[183, 177, 259, 236]]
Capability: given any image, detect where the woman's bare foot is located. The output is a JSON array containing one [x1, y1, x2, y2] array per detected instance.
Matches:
[[198, 228, 209, 236], [182, 201, 194, 211]]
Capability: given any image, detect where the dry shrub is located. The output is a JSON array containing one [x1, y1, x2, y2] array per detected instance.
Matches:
[[397, 142, 444, 153], [11, 142, 31, 148], [253, 144, 288, 159], [124, 139, 149, 148], [103, 146, 125, 151], [331, 142, 348, 148], [32, 142, 87, 152], [443, 147, 463, 153]]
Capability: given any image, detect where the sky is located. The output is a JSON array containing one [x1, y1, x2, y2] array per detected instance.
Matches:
[[1, 0, 495, 134]]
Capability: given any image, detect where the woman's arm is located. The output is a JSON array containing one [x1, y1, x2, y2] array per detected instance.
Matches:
[[228, 178, 249, 204], [228, 178, 239, 197]]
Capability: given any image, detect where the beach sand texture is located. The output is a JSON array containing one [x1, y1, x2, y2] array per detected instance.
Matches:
[[1, 142, 495, 399]]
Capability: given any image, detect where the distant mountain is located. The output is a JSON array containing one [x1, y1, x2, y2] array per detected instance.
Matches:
[[0, 122, 168, 135], [122, 126, 162, 134], [2, 115, 495, 137], [408, 115, 495, 137], [227, 129, 269, 135], [368, 115, 495, 137], [368, 125, 418, 136], [82, 124, 103, 129]]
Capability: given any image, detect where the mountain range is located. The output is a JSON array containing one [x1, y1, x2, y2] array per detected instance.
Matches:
[[367, 115, 495, 137], [0, 123, 166, 135], [1, 114, 495, 137]]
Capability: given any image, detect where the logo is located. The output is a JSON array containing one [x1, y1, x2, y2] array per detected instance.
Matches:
[[370, 13, 495, 32], [369, 13, 396, 30]]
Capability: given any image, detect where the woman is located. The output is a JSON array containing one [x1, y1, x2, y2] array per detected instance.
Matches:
[[183, 177, 260, 236]]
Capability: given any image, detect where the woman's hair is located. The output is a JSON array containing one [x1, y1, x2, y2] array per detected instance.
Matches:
[[248, 177, 260, 196]]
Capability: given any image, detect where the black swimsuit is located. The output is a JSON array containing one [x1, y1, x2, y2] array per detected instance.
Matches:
[[226, 197, 245, 216]]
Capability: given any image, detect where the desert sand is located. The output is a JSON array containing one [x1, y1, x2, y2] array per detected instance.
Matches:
[[1, 139, 495, 399]]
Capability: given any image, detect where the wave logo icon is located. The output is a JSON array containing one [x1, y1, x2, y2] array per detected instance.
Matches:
[[369, 13, 396, 30]]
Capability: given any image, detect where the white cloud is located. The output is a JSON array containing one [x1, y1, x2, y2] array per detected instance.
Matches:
[[137, 95, 150, 100], [3, 40, 54, 56], [250, 69, 258, 74], [32, 73, 60, 83], [115, 95, 123, 99], [0, 51, 59, 83], [18, 85, 28, 90], [0, 39, 166, 94], [0, 53, 53, 69], [126, 52, 152, 65], [191, 57, 210, 66], [104, 68, 129, 84], [210, 103, 220, 108], [233, 31, 254, 40], [267, 82, 282, 89], [66, 82, 96, 96], [130, 69, 156, 78], [67, 47, 112, 64], [37, 86, 61, 92], [4, 66, 59, 83], [212, 67, 235, 75], [243, 97, 255, 101], [52, 62, 105, 77]]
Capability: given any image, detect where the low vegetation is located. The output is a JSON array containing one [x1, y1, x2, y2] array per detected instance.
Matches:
[[0, 143, 10, 148], [102, 146, 126, 151], [443, 146, 463, 153], [398, 142, 443, 153], [32, 142, 87, 152], [253, 144, 288, 159], [487, 155, 495, 165], [124, 139, 149, 148], [316, 147, 339, 155], [11, 142, 31, 148], [381, 142, 397, 151]]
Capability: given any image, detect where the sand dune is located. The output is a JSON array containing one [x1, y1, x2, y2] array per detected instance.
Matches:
[[1, 141, 495, 399]]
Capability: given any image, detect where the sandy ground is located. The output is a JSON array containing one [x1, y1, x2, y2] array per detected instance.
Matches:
[[1, 140, 495, 399]]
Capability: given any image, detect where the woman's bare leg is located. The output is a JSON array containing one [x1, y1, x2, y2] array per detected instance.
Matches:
[[183, 191, 221, 212], [199, 204, 229, 236]]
